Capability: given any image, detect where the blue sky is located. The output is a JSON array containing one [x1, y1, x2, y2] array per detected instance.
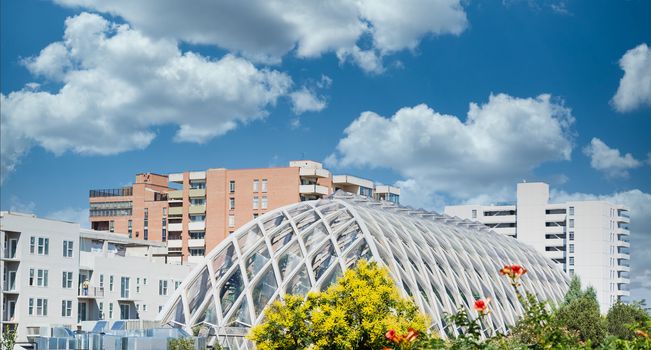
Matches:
[[2, 0, 650, 300]]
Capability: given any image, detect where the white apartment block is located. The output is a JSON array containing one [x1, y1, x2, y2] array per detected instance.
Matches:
[[1, 212, 192, 343], [445, 182, 630, 313]]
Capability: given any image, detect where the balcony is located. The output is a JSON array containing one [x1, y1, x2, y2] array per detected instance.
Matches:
[[616, 277, 630, 284], [546, 250, 566, 260], [545, 238, 565, 247], [299, 184, 329, 196], [545, 225, 565, 234], [188, 238, 205, 248], [189, 204, 206, 215], [1, 248, 18, 261], [78, 286, 105, 299], [168, 190, 183, 200], [545, 213, 567, 222], [118, 292, 137, 301], [189, 171, 206, 180], [89, 187, 133, 198], [3, 276, 17, 293], [189, 188, 206, 198], [482, 215, 516, 224], [617, 239, 630, 248], [299, 167, 330, 178], [168, 223, 183, 232], [167, 239, 183, 249], [616, 253, 631, 260], [491, 226, 516, 237], [168, 207, 183, 216], [616, 289, 631, 297], [188, 221, 205, 231], [616, 264, 631, 272], [168, 173, 184, 183], [617, 215, 630, 224]]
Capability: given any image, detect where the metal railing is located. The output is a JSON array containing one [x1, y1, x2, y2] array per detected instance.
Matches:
[[89, 187, 133, 197]]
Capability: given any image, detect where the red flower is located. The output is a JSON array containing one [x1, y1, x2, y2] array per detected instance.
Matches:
[[499, 264, 527, 279], [473, 298, 491, 314], [405, 328, 418, 342], [386, 329, 400, 342]]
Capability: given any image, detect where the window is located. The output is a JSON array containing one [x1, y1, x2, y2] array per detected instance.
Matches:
[[190, 181, 206, 189], [120, 277, 130, 299], [30, 269, 48, 287], [229, 180, 236, 193], [569, 257, 575, 266], [190, 215, 205, 222], [261, 196, 268, 209], [30, 236, 36, 253], [136, 278, 140, 293], [359, 186, 373, 197], [190, 231, 205, 239], [128, 220, 133, 238], [109, 220, 115, 232], [159, 306, 163, 313], [569, 269, 574, 276], [569, 244, 574, 254], [189, 248, 205, 256], [63, 240, 74, 258], [229, 198, 235, 210], [99, 302, 104, 319], [29, 298, 48, 316], [228, 215, 235, 227], [159, 280, 168, 296], [109, 275, 114, 292], [143, 208, 149, 240], [569, 219, 574, 228], [33, 237, 49, 255], [190, 198, 205, 205], [253, 213, 259, 219], [253, 196, 259, 209], [162, 208, 167, 242], [109, 303, 114, 319], [175, 281, 181, 290], [471, 209, 477, 219], [143, 278, 147, 285], [261, 179, 268, 192], [99, 274, 104, 288], [143, 304, 147, 312], [569, 206, 574, 215], [569, 232, 574, 241], [61, 300, 72, 317], [253, 179, 259, 192], [62, 271, 73, 288]]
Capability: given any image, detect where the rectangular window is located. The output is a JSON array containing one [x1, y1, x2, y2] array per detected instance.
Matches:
[[162, 218, 167, 242], [189, 248, 205, 256], [33, 237, 49, 255], [30, 236, 36, 254], [471, 209, 477, 219], [253, 196, 259, 209], [569, 257, 575, 266], [29, 269, 34, 286], [99, 302, 104, 320], [569, 232, 574, 241], [253, 179, 259, 192], [229, 180, 236, 193], [99, 274, 104, 288], [143, 278, 147, 285], [109, 303, 114, 319], [261, 196, 268, 209], [261, 179, 268, 192], [159, 280, 168, 296], [62, 271, 73, 288], [569, 206, 574, 215], [228, 214, 235, 227], [128, 220, 133, 238], [63, 240, 74, 258], [120, 277, 130, 299], [109, 275, 114, 292], [109, 220, 115, 232], [190, 181, 206, 189], [30, 269, 48, 287], [569, 244, 574, 254], [569, 219, 574, 228], [175, 281, 181, 290], [190, 198, 206, 205], [189, 214, 205, 222], [229, 198, 235, 210], [29, 298, 48, 316], [143, 208, 149, 240], [136, 278, 140, 293], [61, 300, 72, 317]]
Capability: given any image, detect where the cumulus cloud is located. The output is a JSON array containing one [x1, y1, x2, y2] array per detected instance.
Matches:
[[289, 88, 327, 115], [583, 138, 642, 178], [551, 189, 651, 303], [53, 0, 467, 72], [328, 93, 575, 204], [1, 12, 296, 183], [612, 43, 651, 112]]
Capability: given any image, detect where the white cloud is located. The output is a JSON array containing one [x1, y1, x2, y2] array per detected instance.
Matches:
[[328, 93, 575, 203], [45, 207, 90, 228], [1, 13, 296, 182], [583, 138, 642, 178], [612, 43, 651, 112], [53, 0, 467, 72], [289, 88, 327, 115], [551, 189, 651, 303]]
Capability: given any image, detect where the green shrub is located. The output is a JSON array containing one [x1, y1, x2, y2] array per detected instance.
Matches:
[[607, 301, 650, 340], [168, 337, 195, 350]]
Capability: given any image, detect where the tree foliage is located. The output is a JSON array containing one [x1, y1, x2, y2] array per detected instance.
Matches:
[[249, 260, 430, 350], [607, 301, 650, 340]]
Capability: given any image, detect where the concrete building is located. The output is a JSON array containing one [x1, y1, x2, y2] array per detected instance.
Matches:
[[1, 212, 192, 343], [444, 182, 630, 312], [89, 160, 400, 264]]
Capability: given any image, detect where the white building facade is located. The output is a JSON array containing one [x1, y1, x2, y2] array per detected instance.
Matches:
[[1, 212, 192, 343], [444, 182, 630, 312]]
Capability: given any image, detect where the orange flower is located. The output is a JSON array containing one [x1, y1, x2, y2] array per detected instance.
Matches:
[[499, 264, 527, 279], [405, 328, 418, 342], [635, 329, 649, 338], [474, 298, 491, 314], [386, 329, 400, 343]]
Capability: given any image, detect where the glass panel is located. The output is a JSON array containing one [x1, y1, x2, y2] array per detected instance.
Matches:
[[328, 210, 353, 233], [211, 244, 238, 281], [263, 213, 287, 233], [238, 225, 264, 253], [194, 297, 218, 326], [251, 266, 278, 317], [220, 269, 244, 317], [277, 241, 303, 280], [312, 240, 337, 281], [286, 203, 312, 219], [295, 211, 320, 232], [335, 222, 363, 252], [225, 298, 251, 327], [316, 202, 343, 216], [245, 243, 271, 280], [173, 298, 185, 325], [319, 264, 342, 291], [269, 224, 296, 253], [302, 223, 329, 254], [286, 265, 311, 295], [345, 239, 372, 267], [187, 268, 211, 315]]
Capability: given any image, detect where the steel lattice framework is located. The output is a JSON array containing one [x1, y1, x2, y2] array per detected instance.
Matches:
[[158, 192, 569, 347]]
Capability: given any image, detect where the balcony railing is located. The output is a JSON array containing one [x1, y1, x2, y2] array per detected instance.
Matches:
[[89, 187, 133, 197], [78, 286, 105, 298]]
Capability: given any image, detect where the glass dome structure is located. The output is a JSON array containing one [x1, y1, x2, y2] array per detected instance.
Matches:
[[158, 192, 569, 346]]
